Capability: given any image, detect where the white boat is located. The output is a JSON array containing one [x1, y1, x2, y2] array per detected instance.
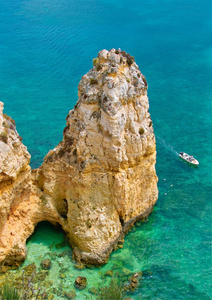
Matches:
[[179, 152, 199, 166]]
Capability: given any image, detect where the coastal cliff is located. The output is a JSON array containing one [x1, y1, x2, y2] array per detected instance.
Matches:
[[0, 102, 31, 265], [0, 49, 158, 267], [0, 102, 60, 267]]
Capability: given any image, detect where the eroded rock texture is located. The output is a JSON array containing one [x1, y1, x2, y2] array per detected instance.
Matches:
[[0, 49, 158, 267], [38, 49, 158, 264], [0, 102, 60, 267]]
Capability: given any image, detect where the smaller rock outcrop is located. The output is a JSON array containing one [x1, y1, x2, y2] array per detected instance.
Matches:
[[40, 258, 52, 270], [0, 102, 61, 267], [0, 102, 31, 265], [74, 276, 87, 290]]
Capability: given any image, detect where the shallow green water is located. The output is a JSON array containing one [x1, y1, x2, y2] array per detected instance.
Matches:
[[0, 0, 211, 298]]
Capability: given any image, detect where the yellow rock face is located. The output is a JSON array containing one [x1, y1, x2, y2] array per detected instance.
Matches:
[[0, 103, 61, 266], [38, 49, 158, 264], [0, 102, 31, 265], [0, 49, 158, 266]]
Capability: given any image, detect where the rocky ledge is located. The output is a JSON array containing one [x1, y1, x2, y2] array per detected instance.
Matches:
[[0, 49, 158, 267]]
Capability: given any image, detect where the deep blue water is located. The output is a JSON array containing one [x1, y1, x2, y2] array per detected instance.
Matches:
[[0, 0, 211, 299]]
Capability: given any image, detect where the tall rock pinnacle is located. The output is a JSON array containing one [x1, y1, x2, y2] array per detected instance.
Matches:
[[38, 49, 158, 264]]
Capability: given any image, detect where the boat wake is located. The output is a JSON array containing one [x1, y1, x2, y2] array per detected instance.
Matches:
[[156, 137, 179, 156]]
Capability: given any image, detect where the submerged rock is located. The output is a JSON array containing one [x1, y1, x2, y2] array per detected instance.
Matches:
[[105, 269, 113, 277], [123, 271, 143, 292], [35, 270, 49, 281], [74, 263, 85, 270], [23, 263, 37, 275], [122, 268, 132, 276], [64, 290, 76, 299], [41, 258, 52, 270], [59, 273, 66, 279], [132, 271, 143, 279], [55, 240, 68, 249], [74, 276, 87, 290]]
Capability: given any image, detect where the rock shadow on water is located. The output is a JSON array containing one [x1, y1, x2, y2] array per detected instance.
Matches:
[[26, 221, 68, 249]]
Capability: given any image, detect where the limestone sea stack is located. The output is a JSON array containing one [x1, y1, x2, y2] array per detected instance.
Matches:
[[38, 49, 158, 264]]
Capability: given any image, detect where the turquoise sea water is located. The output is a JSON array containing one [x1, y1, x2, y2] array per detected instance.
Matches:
[[0, 0, 211, 299]]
